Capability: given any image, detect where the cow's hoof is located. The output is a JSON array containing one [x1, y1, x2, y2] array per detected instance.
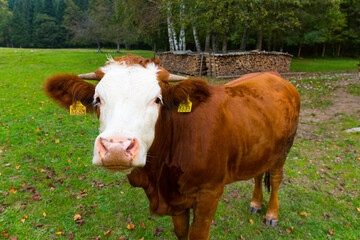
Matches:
[[248, 206, 261, 214], [265, 218, 278, 226]]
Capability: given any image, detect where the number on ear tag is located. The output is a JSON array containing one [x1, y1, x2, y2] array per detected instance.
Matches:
[[70, 101, 86, 115], [178, 97, 192, 113]]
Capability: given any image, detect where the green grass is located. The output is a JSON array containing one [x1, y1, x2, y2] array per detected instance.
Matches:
[[290, 57, 359, 72], [1, 48, 360, 239]]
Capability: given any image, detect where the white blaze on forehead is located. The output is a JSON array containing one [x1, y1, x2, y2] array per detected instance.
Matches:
[[92, 61, 162, 170]]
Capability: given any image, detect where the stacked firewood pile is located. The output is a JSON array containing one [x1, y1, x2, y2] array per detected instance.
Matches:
[[155, 51, 292, 77], [155, 52, 207, 76]]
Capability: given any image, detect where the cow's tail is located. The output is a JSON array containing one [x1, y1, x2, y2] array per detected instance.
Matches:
[[264, 172, 270, 192]]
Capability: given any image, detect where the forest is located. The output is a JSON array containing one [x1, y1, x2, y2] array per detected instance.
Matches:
[[0, 0, 360, 57]]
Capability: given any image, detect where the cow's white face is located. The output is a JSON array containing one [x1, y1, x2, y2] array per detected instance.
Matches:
[[92, 60, 162, 174]]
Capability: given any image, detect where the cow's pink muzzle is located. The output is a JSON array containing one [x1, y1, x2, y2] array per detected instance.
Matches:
[[96, 137, 139, 170]]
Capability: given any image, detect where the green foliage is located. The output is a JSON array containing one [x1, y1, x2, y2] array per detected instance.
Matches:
[[1, 0, 360, 55]]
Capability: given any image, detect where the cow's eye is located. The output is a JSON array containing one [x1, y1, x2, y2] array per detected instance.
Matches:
[[155, 96, 163, 105], [94, 96, 101, 106]]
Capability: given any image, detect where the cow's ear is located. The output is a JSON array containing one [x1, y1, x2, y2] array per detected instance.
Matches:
[[162, 79, 211, 110], [44, 73, 96, 113]]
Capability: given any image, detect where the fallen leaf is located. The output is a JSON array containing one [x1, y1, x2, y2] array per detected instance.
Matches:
[[223, 198, 230, 203], [21, 218, 26, 223], [104, 230, 111, 237], [356, 208, 360, 213], [297, 211, 307, 216], [0, 173, 2, 176], [328, 229, 334, 235], [69, 232, 74, 240], [35, 128, 40, 132], [55, 231, 64, 235], [73, 214, 82, 221], [1, 231, 9, 238], [15, 165, 20, 170], [68, 159, 72, 163], [286, 226, 294, 233], [49, 187, 55, 191], [9, 187, 17, 194], [43, 212, 46, 217], [225, 227, 231, 233], [141, 222, 146, 229], [117, 235, 127, 240], [34, 223, 43, 229], [24, 214, 28, 219], [55, 139, 60, 143], [345, 223, 350, 227], [127, 222, 135, 230], [249, 219, 254, 224], [154, 226, 163, 237], [75, 219, 85, 226], [10, 236, 18, 240], [4, 163, 11, 167]]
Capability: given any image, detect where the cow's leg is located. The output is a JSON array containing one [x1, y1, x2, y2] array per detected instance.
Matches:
[[189, 190, 222, 240], [172, 209, 190, 240], [249, 174, 263, 214], [265, 167, 283, 226]]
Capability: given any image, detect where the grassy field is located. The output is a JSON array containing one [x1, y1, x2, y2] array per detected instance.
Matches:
[[1, 48, 359, 239], [290, 57, 359, 72]]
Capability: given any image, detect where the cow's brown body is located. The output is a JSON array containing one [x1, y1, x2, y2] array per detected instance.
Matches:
[[44, 56, 300, 240]]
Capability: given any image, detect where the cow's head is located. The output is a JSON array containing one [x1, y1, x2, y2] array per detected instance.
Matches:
[[44, 55, 210, 174]]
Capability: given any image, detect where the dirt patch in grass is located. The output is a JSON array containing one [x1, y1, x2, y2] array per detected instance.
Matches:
[[283, 72, 360, 140], [300, 88, 360, 123]]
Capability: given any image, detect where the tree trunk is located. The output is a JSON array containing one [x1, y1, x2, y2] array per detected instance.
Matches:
[[205, 30, 211, 52], [167, 5, 175, 52], [322, 43, 326, 57], [116, 42, 120, 53], [153, 42, 157, 53], [212, 33, 218, 53], [222, 33, 228, 53], [256, 24, 263, 50], [179, 27, 185, 51], [96, 40, 101, 52], [267, 30, 271, 51], [172, 28, 179, 51], [337, 43, 341, 57], [179, 3, 186, 51], [240, 26, 248, 51], [297, 45, 302, 57], [192, 26, 201, 52]]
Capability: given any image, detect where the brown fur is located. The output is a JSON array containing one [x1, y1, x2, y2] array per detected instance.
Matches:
[[45, 56, 300, 240]]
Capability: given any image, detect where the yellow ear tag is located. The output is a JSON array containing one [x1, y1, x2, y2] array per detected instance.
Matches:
[[70, 101, 86, 115], [178, 97, 192, 113]]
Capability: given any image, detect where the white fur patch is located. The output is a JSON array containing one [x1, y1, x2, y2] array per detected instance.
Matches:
[[92, 61, 161, 172]]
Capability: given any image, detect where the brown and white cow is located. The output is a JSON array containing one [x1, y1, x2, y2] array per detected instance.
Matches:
[[44, 55, 300, 240]]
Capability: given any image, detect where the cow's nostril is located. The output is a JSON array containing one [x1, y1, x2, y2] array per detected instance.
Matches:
[[126, 140, 135, 151]]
